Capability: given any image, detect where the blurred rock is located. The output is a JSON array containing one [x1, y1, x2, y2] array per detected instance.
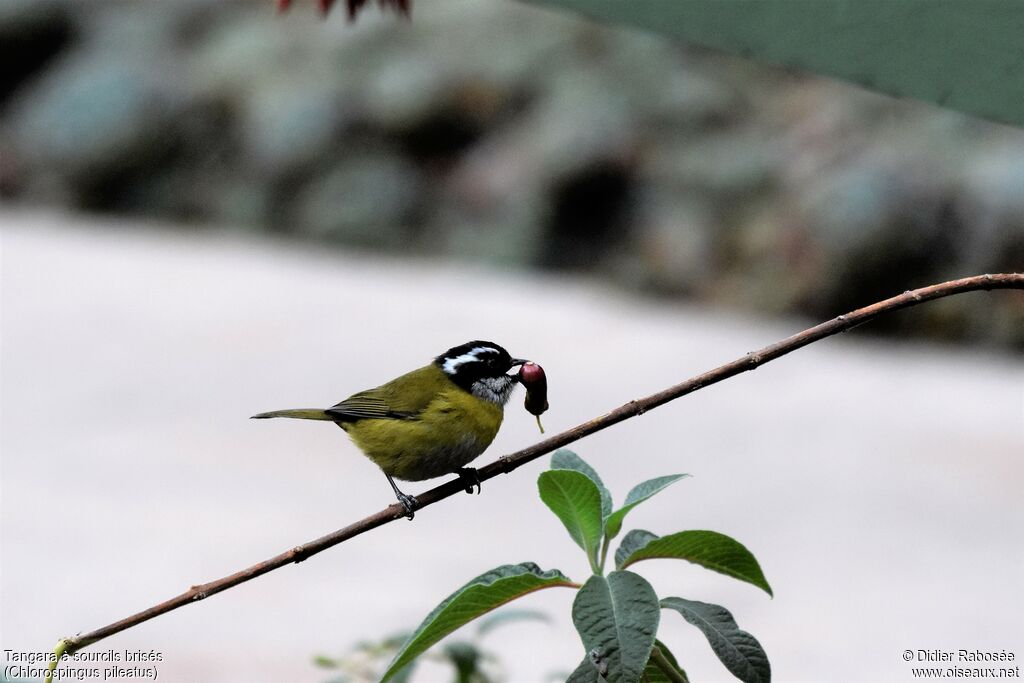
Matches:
[[631, 190, 716, 295], [7, 49, 183, 205], [0, 0, 74, 109], [1, 0, 1022, 347], [239, 80, 351, 174], [287, 146, 419, 246], [797, 164, 961, 313]]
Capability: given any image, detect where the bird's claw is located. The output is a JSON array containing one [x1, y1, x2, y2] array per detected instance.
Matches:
[[396, 492, 418, 520], [457, 467, 482, 495]]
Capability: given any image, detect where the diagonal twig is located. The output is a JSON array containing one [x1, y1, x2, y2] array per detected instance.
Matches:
[[50, 273, 1023, 666]]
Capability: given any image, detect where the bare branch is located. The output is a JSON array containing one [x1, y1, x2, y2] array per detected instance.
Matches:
[[54, 273, 1023, 659]]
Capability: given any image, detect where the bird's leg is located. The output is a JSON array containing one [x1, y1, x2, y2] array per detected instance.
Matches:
[[457, 467, 481, 495], [385, 474, 417, 520]]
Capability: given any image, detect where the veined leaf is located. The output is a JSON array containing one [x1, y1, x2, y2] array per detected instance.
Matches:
[[381, 563, 575, 681], [538, 469, 605, 570], [642, 639, 688, 683], [616, 530, 772, 597], [563, 639, 687, 682], [571, 571, 660, 683], [615, 529, 659, 568], [566, 656, 601, 683], [661, 597, 770, 683], [552, 449, 613, 517], [605, 474, 689, 540]]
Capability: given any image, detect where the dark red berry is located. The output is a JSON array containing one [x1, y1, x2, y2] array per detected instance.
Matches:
[[519, 362, 549, 433]]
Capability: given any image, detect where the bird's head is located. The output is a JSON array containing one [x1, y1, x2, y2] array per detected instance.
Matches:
[[435, 341, 529, 404]]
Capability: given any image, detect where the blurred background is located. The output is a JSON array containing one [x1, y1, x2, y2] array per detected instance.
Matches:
[[1, 0, 1023, 344], [2, 1, 1022, 682]]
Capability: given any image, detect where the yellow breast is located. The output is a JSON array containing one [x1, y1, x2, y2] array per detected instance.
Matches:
[[341, 383, 504, 482]]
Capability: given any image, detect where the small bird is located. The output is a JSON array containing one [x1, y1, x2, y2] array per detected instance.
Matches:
[[252, 341, 529, 518]]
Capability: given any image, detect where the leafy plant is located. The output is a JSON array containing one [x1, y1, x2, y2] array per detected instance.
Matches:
[[315, 610, 549, 683], [381, 449, 772, 683]]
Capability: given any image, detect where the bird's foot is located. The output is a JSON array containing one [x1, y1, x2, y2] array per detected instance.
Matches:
[[395, 492, 418, 520], [457, 467, 481, 495]]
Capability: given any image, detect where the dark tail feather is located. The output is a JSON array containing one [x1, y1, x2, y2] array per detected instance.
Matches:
[[250, 409, 334, 420]]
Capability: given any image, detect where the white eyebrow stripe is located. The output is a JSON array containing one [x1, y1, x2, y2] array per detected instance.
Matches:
[[442, 346, 496, 374]]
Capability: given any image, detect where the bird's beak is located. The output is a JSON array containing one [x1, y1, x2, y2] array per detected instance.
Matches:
[[509, 359, 530, 378]]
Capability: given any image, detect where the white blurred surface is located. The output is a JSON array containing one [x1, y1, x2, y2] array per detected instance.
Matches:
[[1, 210, 1022, 682]]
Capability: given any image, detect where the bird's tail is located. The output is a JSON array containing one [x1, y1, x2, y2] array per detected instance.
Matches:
[[250, 409, 334, 420]]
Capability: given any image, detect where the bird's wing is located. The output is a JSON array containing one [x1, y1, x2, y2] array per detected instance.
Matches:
[[324, 364, 443, 421], [325, 393, 414, 420]]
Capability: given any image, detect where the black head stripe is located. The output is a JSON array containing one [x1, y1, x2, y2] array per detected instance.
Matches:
[[435, 340, 515, 388], [435, 340, 510, 367]]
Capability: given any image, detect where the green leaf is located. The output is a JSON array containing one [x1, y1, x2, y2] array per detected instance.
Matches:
[[524, 0, 1024, 129], [388, 662, 416, 683], [642, 640, 688, 683], [661, 598, 770, 683], [571, 571, 660, 683], [614, 529, 659, 569], [312, 655, 339, 669], [616, 530, 772, 597], [566, 656, 601, 683], [605, 474, 689, 540], [442, 641, 483, 683], [381, 563, 575, 682], [552, 449, 613, 517], [538, 469, 605, 570]]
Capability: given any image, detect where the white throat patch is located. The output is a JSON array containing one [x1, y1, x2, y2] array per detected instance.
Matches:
[[472, 375, 517, 406], [442, 346, 497, 375]]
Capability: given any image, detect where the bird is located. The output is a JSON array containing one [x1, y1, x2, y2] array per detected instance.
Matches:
[[252, 341, 529, 518]]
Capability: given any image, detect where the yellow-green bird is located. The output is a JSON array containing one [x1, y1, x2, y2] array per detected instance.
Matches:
[[252, 341, 529, 518]]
